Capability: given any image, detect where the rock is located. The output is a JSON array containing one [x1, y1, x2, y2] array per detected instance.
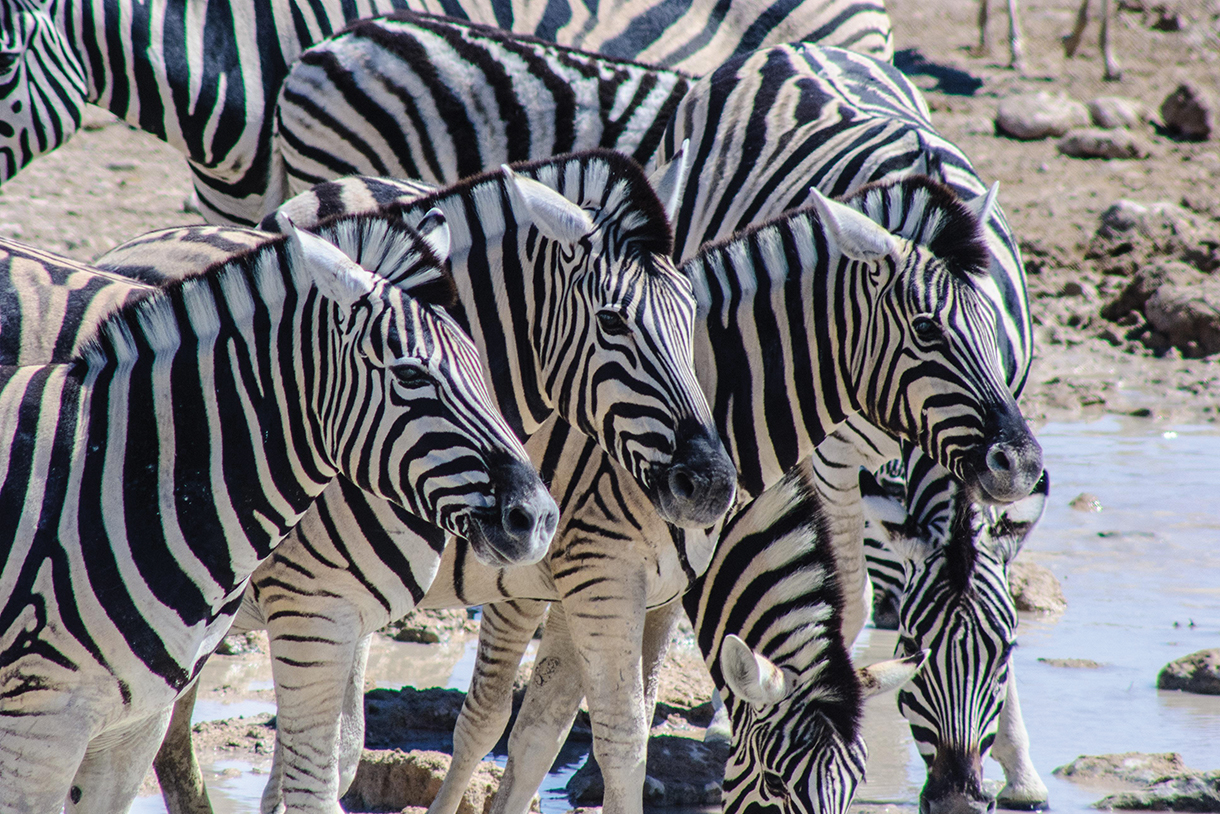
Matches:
[[363, 686, 469, 745], [1096, 770, 1220, 810], [1054, 752, 1192, 787], [1161, 82, 1215, 141], [341, 749, 540, 814], [1069, 492, 1104, 511], [383, 608, 479, 643], [567, 736, 730, 806], [1007, 559, 1067, 614], [212, 630, 267, 656], [1158, 648, 1220, 694], [1088, 199, 1217, 274], [996, 92, 1090, 140], [1100, 261, 1201, 322], [1039, 657, 1106, 668], [1089, 96, 1149, 129], [1058, 128, 1151, 159], [1144, 278, 1220, 357]]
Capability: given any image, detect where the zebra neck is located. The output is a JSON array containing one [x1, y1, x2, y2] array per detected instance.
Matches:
[[396, 188, 554, 439], [77, 253, 333, 573], [685, 215, 864, 497]]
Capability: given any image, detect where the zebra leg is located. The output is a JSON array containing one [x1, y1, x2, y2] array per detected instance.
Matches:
[[154, 680, 215, 814], [336, 634, 373, 798], [430, 600, 549, 814], [974, 0, 992, 55], [67, 708, 174, 814], [1005, 0, 1026, 71], [490, 605, 587, 814], [640, 599, 684, 725], [1063, 0, 1090, 56], [261, 603, 367, 814], [992, 668, 1048, 809], [1099, 0, 1120, 80]]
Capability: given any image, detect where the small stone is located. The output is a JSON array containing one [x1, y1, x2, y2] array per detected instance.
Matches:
[[1100, 261, 1200, 323], [1160, 82, 1215, 141], [341, 749, 540, 814], [1061, 281, 1086, 297], [1069, 492, 1104, 511], [568, 737, 730, 806], [383, 608, 478, 644], [1158, 648, 1220, 694], [1054, 752, 1192, 786], [1096, 770, 1220, 810], [1089, 96, 1148, 129], [1039, 657, 1105, 668], [1058, 127, 1151, 159], [996, 92, 1090, 140], [1144, 279, 1220, 357], [1008, 560, 1068, 614]]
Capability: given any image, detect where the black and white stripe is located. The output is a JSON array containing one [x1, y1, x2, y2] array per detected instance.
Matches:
[[0, 216, 552, 812]]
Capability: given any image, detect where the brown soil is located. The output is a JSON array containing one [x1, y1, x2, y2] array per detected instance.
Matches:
[[3, 1, 1219, 428]]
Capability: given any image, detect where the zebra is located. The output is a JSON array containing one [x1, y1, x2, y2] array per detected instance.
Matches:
[[268, 28, 1049, 808], [0, 0, 890, 225], [92, 151, 736, 813], [859, 465, 1051, 814], [972, 0, 1120, 80], [0, 213, 559, 813], [217, 171, 1040, 814]]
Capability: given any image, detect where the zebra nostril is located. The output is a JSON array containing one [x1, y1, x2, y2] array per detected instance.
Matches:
[[505, 505, 535, 536], [669, 467, 696, 501], [985, 445, 1012, 474]]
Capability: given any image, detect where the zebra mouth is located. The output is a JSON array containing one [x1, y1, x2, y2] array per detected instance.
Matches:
[[460, 462, 558, 567]]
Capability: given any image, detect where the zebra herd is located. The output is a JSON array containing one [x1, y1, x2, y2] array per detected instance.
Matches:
[[0, 0, 1056, 813]]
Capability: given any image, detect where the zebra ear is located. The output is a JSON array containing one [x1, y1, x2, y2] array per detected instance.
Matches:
[[982, 469, 1049, 564], [721, 635, 790, 707], [416, 208, 451, 263], [501, 165, 596, 245], [808, 187, 900, 263], [647, 138, 691, 223], [856, 650, 927, 699], [964, 181, 1000, 227], [277, 212, 377, 309]]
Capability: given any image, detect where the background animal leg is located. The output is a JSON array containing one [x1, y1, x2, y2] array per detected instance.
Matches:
[[155, 679, 214, 814]]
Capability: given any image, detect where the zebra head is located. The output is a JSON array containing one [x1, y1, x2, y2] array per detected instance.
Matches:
[[695, 467, 925, 814], [860, 467, 1049, 814], [825, 177, 1042, 506], [279, 213, 557, 566], [0, 0, 86, 181], [500, 153, 736, 527]]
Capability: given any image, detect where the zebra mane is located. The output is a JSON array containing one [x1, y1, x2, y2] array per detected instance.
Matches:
[[718, 465, 863, 742], [840, 175, 990, 280], [78, 215, 456, 365], [944, 491, 981, 595], [377, 149, 675, 259]]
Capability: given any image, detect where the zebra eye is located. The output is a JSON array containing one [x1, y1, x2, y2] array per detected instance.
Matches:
[[912, 315, 942, 340], [391, 364, 432, 389], [0, 52, 19, 73], [898, 635, 921, 657], [596, 308, 631, 337], [763, 771, 786, 797]]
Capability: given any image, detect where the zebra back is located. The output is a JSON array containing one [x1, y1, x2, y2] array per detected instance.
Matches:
[[275, 11, 692, 196]]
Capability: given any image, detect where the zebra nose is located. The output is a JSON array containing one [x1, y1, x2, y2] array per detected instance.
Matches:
[[653, 420, 737, 528], [464, 454, 557, 567], [502, 493, 558, 542]]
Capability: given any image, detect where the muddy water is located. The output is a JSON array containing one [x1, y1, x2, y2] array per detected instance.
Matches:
[[133, 418, 1220, 813]]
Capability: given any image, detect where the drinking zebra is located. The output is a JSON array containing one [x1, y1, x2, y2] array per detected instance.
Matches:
[[859, 465, 1052, 814], [0, 0, 889, 223], [0, 213, 557, 812], [153, 168, 1042, 814], [269, 32, 1047, 808]]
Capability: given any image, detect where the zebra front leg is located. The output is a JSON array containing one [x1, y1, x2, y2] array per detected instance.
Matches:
[[154, 680, 215, 814], [641, 600, 684, 725], [68, 708, 174, 814], [489, 604, 588, 814], [1099, 0, 1120, 80], [974, 0, 992, 56], [430, 600, 550, 814], [262, 605, 367, 814], [992, 668, 1048, 810], [336, 634, 373, 798], [1005, 0, 1026, 71], [1063, 0, 1090, 57]]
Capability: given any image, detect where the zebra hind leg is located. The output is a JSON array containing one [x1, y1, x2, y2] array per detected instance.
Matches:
[[1005, 0, 1026, 71], [991, 667, 1048, 810], [429, 600, 549, 814]]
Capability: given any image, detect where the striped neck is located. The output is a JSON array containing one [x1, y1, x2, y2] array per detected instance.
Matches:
[[685, 209, 870, 497]]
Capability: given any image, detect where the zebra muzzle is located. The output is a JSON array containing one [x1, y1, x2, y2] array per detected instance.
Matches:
[[651, 422, 737, 527], [465, 456, 558, 567]]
